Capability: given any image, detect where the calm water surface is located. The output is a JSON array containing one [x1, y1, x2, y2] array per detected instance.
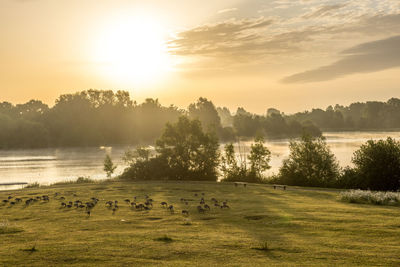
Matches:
[[1, 132, 399, 190]]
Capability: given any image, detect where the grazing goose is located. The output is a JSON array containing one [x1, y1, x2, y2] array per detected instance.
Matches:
[[182, 210, 189, 216], [197, 206, 205, 213], [221, 203, 230, 209], [167, 205, 174, 213]]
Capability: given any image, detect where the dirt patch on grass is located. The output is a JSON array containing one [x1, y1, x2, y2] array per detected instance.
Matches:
[[146, 217, 163, 221], [92, 187, 107, 191], [244, 215, 269, 220], [200, 217, 217, 221], [154, 235, 173, 243]]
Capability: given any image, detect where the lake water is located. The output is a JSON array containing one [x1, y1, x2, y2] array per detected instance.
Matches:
[[1, 131, 400, 190]]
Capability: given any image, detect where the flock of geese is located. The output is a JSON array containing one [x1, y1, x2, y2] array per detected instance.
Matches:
[[1, 191, 231, 218]]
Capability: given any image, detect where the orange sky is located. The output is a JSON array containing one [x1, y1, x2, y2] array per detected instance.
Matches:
[[1, 0, 400, 114]]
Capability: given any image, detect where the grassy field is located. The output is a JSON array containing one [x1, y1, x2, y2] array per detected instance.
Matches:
[[1, 181, 399, 266]]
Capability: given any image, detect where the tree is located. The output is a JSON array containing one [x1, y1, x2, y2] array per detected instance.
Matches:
[[221, 137, 271, 183], [156, 116, 220, 181], [104, 154, 117, 178], [188, 97, 221, 132], [220, 143, 241, 181], [350, 137, 400, 191], [121, 116, 220, 181], [123, 147, 151, 165], [248, 136, 271, 178], [278, 135, 340, 187]]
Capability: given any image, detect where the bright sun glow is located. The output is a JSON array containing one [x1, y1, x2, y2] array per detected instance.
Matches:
[[94, 15, 172, 86]]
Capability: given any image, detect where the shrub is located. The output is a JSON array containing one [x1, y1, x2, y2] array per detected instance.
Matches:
[[120, 156, 169, 180], [277, 134, 340, 187], [336, 167, 360, 189]]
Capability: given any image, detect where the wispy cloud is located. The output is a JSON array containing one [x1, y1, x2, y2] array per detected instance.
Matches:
[[169, 12, 400, 60], [282, 35, 400, 83], [302, 4, 347, 19], [169, 17, 275, 58], [217, 8, 238, 14]]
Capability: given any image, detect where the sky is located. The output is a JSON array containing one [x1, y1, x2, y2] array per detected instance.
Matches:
[[1, 0, 400, 114]]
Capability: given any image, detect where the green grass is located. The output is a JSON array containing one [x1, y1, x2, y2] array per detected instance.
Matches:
[[0, 181, 399, 266]]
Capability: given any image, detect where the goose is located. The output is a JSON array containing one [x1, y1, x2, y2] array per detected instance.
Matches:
[[182, 210, 189, 216], [197, 206, 205, 213]]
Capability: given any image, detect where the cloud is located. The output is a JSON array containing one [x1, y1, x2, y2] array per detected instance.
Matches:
[[169, 12, 400, 60], [302, 4, 347, 19], [217, 8, 238, 14], [282, 35, 400, 83], [168, 17, 275, 58]]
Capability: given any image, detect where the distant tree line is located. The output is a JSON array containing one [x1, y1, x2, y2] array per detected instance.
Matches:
[[0, 90, 321, 149], [288, 98, 400, 130], [2, 90, 400, 149]]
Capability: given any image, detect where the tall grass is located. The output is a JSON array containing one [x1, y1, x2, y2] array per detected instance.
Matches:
[[25, 182, 40, 188], [340, 189, 400, 205], [53, 176, 95, 185]]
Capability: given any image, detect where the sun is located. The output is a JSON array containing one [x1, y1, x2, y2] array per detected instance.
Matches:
[[93, 15, 172, 86]]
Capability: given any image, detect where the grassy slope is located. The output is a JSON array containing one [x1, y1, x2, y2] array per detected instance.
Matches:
[[0, 181, 399, 266]]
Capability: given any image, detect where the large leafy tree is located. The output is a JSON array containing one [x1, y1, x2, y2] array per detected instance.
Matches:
[[278, 135, 340, 187], [351, 137, 400, 191], [156, 116, 220, 181]]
